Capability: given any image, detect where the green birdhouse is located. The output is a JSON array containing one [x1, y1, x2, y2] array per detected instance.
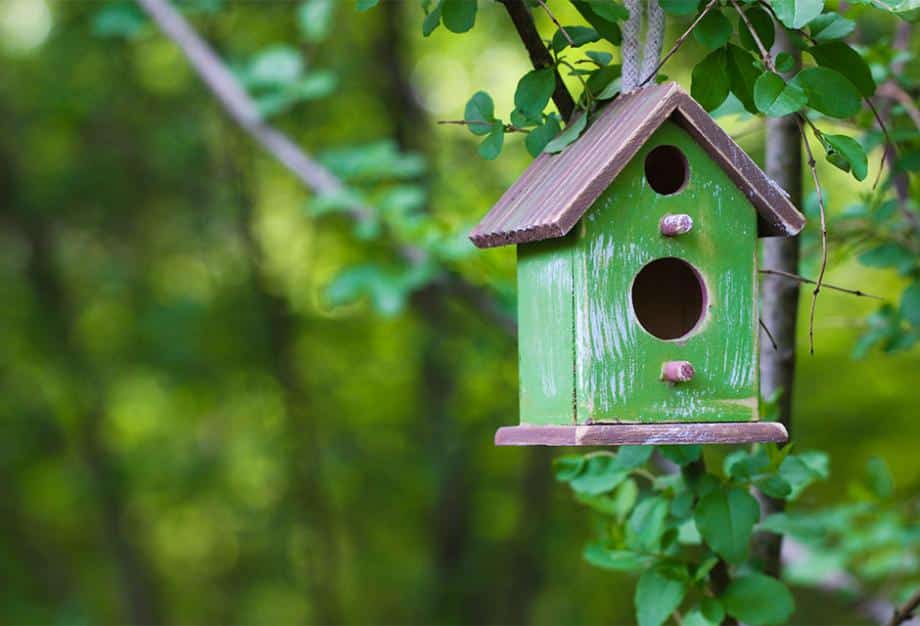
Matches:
[[470, 83, 806, 447]]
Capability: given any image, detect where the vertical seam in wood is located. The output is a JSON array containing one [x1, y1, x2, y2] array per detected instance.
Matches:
[[571, 240, 578, 424]]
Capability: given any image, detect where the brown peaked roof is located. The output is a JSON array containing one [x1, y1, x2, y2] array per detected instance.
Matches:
[[469, 82, 805, 249]]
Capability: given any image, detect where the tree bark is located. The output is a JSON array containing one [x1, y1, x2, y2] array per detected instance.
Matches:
[[755, 27, 803, 578]]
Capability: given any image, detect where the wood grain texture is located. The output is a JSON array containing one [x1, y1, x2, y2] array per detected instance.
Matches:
[[572, 121, 759, 424], [495, 422, 788, 446], [517, 236, 576, 424], [469, 82, 805, 248]]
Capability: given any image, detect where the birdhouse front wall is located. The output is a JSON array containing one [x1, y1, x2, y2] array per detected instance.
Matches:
[[517, 120, 759, 427]]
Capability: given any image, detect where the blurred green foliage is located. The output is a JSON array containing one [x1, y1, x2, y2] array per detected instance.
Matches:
[[0, 1, 917, 625]]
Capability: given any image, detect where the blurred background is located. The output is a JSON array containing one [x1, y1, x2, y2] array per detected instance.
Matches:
[[0, 1, 917, 624]]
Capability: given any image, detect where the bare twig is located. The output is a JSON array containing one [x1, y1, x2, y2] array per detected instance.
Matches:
[[797, 117, 830, 355], [136, 0, 518, 335], [867, 96, 896, 190], [497, 0, 576, 120], [732, 0, 830, 355], [731, 0, 775, 72], [759, 318, 779, 351], [639, 0, 720, 87], [877, 81, 920, 130], [759, 269, 883, 300], [533, 0, 573, 45], [437, 120, 530, 133], [889, 588, 920, 626]]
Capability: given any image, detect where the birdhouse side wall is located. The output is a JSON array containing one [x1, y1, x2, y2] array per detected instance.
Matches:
[[573, 121, 760, 424], [517, 235, 576, 425]]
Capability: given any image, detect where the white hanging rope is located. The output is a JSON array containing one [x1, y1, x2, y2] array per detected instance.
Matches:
[[621, 0, 664, 93], [621, 0, 643, 92]]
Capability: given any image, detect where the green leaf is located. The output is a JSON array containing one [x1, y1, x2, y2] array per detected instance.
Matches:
[[726, 44, 760, 114], [866, 456, 894, 498], [571, 0, 624, 44], [754, 72, 806, 117], [754, 474, 793, 499], [553, 454, 585, 481], [92, 2, 146, 38], [774, 52, 795, 73], [612, 478, 639, 521], [464, 91, 495, 136], [721, 574, 795, 625], [807, 42, 876, 97], [723, 448, 770, 479], [628, 496, 669, 551], [772, 0, 824, 28], [661, 0, 699, 15], [902, 282, 920, 325], [525, 115, 562, 157], [298, 0, 334, 42], [544, 114, 587, 154], [245, 46, 304, 88], [514, 68, 555, 118], [570, 455, 628, 494], [584, 544, 653, 571], [551, 26, 600, 52], [441, 0, 476, 32], [659, 445, 702, 466], [694, 486, 760, 563], [616, 445, 654, 469], [357, 0, 380, 10], [859, 243, 914, 269], [586, 50, 614, 66], [808, 12, 855, 42], [636, 566, 689, 626], [478, 122, 504, 160], [777, 451, 829, 499], [823, 134, 868, 181], [586, 65, 622, 99], [691, 48, 730, 112], [581, 0, 630, 21], [792, 67, 861, 118], [422, 0, 443, 36], [738, 6, 774, 52], [694, 10, 732, 49], [701, 597, 725, 624], [806, 41, 876, 98]]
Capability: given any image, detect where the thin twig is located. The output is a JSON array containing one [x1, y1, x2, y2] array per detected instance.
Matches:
[[731, 0, 775, 72], [759, 269, 883, 299], [888, 587, 920, 626], [797, 117, 830, 355], [533, 0, 573, 45], [497, 0, 576, 120], [135, 0, 518, 335], [639, 0, 720, 87], [759, 318, 779, 351], [437, 120, 530, 133], [866, 96, 896, 190], [732, 0, 830, 355]]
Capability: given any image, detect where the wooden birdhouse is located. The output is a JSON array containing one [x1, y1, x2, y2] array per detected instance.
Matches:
[[470, 83, 806, 447]]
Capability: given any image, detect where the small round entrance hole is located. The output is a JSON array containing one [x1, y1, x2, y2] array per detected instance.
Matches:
[[631, 257, 705, 340], [644, 145, 689, 195]]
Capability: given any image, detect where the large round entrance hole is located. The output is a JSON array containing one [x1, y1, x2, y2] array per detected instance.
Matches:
[[644, 145, 689, 195], [631, 257, 706, 340]]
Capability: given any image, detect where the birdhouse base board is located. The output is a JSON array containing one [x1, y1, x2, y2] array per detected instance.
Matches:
[[495, 422, 788, 446]]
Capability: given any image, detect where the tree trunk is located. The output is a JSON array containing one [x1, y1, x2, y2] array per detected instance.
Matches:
[[755, 27, 803, 578]]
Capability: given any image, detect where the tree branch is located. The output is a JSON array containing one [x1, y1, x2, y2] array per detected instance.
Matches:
[[135, 0, 517, 335], [759, 269, 883, 300], [639, 0, 720, 87], [497, 0, 576, 120], [890, 588, 920, 626]]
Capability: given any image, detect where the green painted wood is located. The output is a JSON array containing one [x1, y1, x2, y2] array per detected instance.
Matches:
[[517, 235, 575, 425], [572, 121, 759, 424]]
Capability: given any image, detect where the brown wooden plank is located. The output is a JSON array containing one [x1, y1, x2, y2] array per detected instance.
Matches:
[[469, 82, 805, 249], [495, 422, 788, 446]]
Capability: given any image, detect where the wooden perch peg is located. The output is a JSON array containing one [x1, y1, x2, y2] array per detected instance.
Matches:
[[660, 213, 693, 236], [662, 360, 694, 382]]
